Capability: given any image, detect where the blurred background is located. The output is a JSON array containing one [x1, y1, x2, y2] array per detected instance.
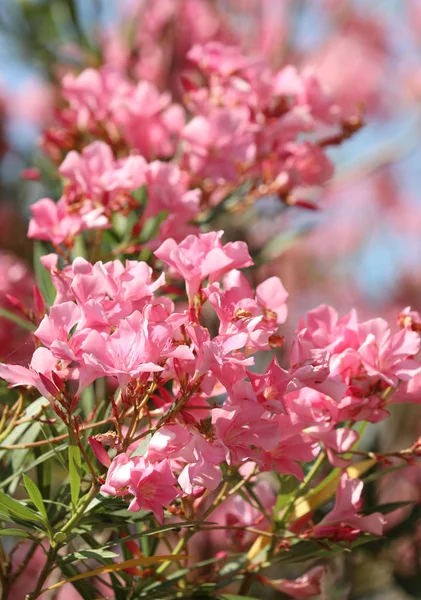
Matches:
[[0, 1, 420, 597]]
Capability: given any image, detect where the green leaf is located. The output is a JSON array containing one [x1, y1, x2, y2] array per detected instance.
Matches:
[[60, 548, 120, 565], [0, 308, 34, 331], [0, 527, 33, 539], [131, 185, 147, 205], [33, 240, 56, 306], [273, 535, 376, 565], [0, 491, 43, 523], [0, 443, 68, 490], [68, 437, 82, 510], [138, 211, 168, 244], [23, 474, 48, 522], [275, 475, 299, 514], [0, 397, 48, 460], [94, 521, 210, 551]]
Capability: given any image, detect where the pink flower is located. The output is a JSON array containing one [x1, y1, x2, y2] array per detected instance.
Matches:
[[143, 162, 200, 221], [249, 357, 288, 413], [140, 161, 201, 245], [101, 453, 178, 523], [210, 479, 275, 550], [28, 198, 108, 245], [155, 231, 253, 301], [187, 42, 249, 77], [0, 251, 34, 362], [357, 318, 420, 386], [313, 472, 385, 540], [255, 276, 288, 324], [113, 81, 185, 159], [60, 141, 114, 199], [182, 107, 256, 183], [0, 347, 62, 401], [205, 270, 288, 349], [273, 65, 340, 124], [60, 141, 146, 207], [62, 66, 131, 128], [283, 142, 334, 187], [262, 414, 319, 480], [212, 400, 279, 465], [276, 565, 327, 599], [80, 317, 172, 387]]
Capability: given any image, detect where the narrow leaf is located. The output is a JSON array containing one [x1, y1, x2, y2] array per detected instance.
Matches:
[[0, 491, 43, 523], [23, 474, 48, 522], [69, 437, 82, 510], [33, 240, 56, 306], [0, 528, 32, 538], [42, 555, 190, 592], [0, 443, 68, 491], [0, 308, 34, 331]]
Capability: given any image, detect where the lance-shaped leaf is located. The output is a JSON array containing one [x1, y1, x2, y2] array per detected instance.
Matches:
[[42, 554, 190, 593], [23, 474, 49, 522], [69, 434, 82, 511], [0, 491, 44, 523]]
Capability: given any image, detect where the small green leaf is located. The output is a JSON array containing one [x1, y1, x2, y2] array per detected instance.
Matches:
[[138, 211, 168, 244], [33, 240, 56, 306], [0, 528, 32, 539], [23, 474, 48, 522], [69, 437, 82, 511], [0, 308, 34, 331], [0, 491, 43, 523], [275, 475, 299, 514], [60, 548, 120, 565], [131, 185, 147, 205], [0, 443, 68, 491]]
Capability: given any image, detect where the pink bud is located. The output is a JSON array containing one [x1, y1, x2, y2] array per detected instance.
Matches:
[[51, 370, 65, 393], [38, 372, 59, 398], [33, 285, 46, 319], [88, 436, 111, 467], [6, 294, 27, 315]]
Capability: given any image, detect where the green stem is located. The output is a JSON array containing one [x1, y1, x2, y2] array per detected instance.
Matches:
[[60, 482, 100, 537]]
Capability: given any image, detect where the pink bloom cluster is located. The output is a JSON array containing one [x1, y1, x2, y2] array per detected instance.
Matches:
[[1, 231, 417, 534], [183, 42, 341, 196], [31, 41, 354, 249], [291, 304, 421, 424], [28, 140, 201, 247]]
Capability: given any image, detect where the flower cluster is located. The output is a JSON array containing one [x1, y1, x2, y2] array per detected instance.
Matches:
[[3, 6, 421, 598], [2, 229, 420, 541], [30, 41, 362, 251]]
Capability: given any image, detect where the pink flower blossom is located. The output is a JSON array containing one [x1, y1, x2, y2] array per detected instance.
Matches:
[[276, 565, 327, 599], [113, 81, 185, 160], [313, 472, 385, 540], [28, 198, 108, 245], [182, 107, 256, 183], [155, 231, 253, 301], [212, 400, 279, 465], [101, 453, 178, 523]]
